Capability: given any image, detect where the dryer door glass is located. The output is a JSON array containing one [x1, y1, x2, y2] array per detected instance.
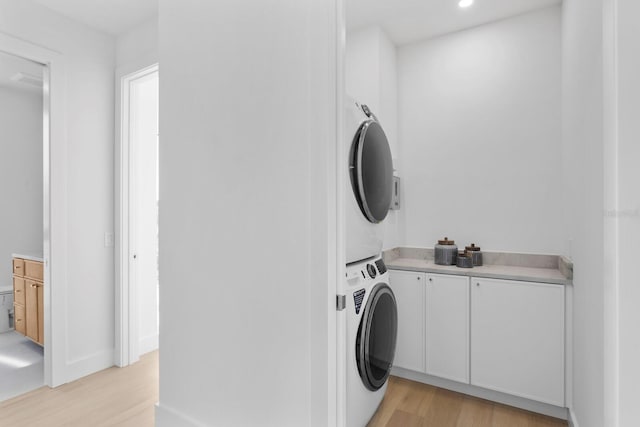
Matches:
[[352, 120, 393, 223], [356, 283, 398, 391]]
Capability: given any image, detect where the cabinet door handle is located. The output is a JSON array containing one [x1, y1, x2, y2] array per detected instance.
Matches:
[[476, 282, 480, 286], [417, 276, 421, 280], [428, 278, 433, 282]]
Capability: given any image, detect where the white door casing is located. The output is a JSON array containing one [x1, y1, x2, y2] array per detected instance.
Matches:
[[115, 64, 159, 367]]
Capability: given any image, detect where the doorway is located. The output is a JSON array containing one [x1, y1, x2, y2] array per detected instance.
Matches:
[[116, 64, 159, 367], [0, 51, 45, 401]]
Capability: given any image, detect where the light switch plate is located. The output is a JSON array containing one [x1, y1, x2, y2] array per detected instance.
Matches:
[[104, 232, 114, 247]]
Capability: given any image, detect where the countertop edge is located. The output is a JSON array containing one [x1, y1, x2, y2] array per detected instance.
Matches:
[[12, 253, 45, 263], [387, 263, 572, 286]]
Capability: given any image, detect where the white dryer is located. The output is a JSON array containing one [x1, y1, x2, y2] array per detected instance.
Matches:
[[345, 256, 397, 427], [345, 99, 394, 264]]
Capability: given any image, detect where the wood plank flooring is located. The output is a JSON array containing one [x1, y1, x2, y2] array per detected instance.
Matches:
[[0, 353, 566, 427], [0, 351, 158, 427], [367, 376, 568, 427]]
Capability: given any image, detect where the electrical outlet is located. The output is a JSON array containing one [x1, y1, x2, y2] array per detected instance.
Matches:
[[104, 232, 114, 247]]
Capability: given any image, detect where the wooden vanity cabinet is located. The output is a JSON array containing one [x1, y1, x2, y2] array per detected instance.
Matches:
[[12, 257, 44, 346]]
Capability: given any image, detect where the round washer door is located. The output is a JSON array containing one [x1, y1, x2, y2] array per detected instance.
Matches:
[[350, 120, 393, 223], [356, 283, 398, 391]]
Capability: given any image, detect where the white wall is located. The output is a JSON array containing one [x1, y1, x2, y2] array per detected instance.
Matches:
[[0, 84, 43, 288], [398, 6, 563, 254], [0, 0, 116, 382], [346, 26, 403, 250], [157, 0, 338, 426], [131, 71, 159, 356], [562, 0, 604, 426], [116, 18, 158, 69]]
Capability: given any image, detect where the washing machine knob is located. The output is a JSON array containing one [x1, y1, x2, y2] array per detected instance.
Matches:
[[366, 264, 377, 279]]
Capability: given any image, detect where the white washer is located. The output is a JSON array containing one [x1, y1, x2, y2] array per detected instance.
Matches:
[[345, 99, 394, 264], [345, 256, 397, 427]]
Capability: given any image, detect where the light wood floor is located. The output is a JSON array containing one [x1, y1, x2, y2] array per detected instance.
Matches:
[[0, 351, 158, 427], [0, 353, 566, 427], [368, 376, 568, 427]]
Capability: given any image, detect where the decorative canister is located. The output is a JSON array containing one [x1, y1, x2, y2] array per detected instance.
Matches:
[[465, 243, 483, 266], [434, 237, 458, 265], [456, 251, 474, 268]]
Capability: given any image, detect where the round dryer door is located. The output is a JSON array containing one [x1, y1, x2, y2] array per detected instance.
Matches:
[[356, 283, 398, 391], [350, 119, 393, 223]]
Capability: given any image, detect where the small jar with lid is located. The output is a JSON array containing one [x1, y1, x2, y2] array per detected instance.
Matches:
[[456, 251, 474, 268], [465, 243, 483, 266], [435, 237, 458, 265]]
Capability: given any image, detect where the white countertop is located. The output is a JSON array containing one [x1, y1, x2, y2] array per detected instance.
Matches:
[[12, 253, 44, 263], [387, 257, 570, 285]]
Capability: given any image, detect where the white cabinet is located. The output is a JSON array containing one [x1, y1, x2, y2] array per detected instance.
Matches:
[[388, 270, 425, 372], [425, 273, 469, 383], [470, 277, 565, 406]]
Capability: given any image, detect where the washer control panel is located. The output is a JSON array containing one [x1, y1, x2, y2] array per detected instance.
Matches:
[[366, 264, 377, 279]]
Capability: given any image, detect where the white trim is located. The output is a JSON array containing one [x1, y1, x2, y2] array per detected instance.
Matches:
[[139, 333, 159, 356], [115, 62, 159, 368], [65, 349, 114, 384], [568, 408, 579, 427], [602, 0, 619, 425], [0, 32, 68, 387], [155, 403, 208, 427], [335, 0, 347, 425]]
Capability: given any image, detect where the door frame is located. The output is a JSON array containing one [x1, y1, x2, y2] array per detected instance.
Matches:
[[115, 62, 159, 367], [0, 34, 68, 387]]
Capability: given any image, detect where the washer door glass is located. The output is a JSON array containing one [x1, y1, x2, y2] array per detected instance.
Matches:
[[356, 283, 398, 391], [350, 120, 393, 223]]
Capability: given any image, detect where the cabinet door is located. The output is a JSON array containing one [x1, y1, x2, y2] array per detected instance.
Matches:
[[37, 284, 44, 345], [471, 278, 564, 406], [426, 274, 469, 383], [13, 277, 25, 305], [24, 260, 44, 282], [388, 270, 425, 372], [25, 280, 39, 342]]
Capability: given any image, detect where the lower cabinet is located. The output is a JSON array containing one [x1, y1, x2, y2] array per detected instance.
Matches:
[[389, 269, 565, 407], [388, 271, 469, 382], [388, 270, 425, 372], [12, 257, 44, 346], [425, 273, 469, 383], [470, 277, 565, 406]]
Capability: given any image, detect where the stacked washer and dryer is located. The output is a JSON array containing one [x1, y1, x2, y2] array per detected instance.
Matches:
[[342, 99, 398, 427]]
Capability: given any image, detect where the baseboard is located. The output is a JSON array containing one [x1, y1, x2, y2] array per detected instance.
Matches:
[[567, 408, 579, 427], [65, 348, 114, 384], [391, 367, 568, 420], [139, 333, 159, 355], [155, 402, 207, 427]]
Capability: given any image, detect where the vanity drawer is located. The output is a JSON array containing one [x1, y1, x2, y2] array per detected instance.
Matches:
[[13, 276, 25, 305], [13, 258, 25, 276], [14, 304, 25, 335], [24, 260, 44, 281]]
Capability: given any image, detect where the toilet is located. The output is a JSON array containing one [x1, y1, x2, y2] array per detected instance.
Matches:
[[0, 286, 13, 333]]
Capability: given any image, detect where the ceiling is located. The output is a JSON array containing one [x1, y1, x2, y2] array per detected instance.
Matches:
[[33, 0, 158, 36], [347, 0, 562, 45], [0, 51, 43, 93]]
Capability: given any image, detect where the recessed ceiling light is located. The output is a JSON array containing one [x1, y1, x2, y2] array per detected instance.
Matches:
[[459, 0, 474, 8]]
